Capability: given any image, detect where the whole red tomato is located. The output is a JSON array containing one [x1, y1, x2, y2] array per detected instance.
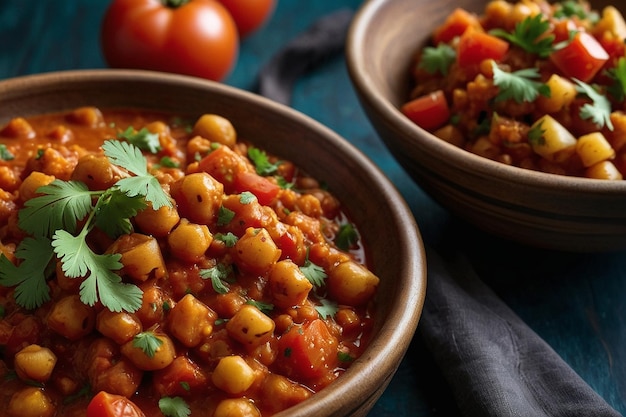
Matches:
[[216, 0, 276, 37], [101, 0, 239, 81]]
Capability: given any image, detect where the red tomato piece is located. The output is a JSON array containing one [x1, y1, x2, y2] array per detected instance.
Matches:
[[401, 90, 451, 131], [101, 0, 239, 81], [432, 8, 481, 45], [217, 0, 276, 37], [278, 319, 339, 380], [549, 31, 609, 83], [457, 27, 509, 68], [87, 391, 145, 417], [233, 171, 280, 205], [197, 145, 247, 190]]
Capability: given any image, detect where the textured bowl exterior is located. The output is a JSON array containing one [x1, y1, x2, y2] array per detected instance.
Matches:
[[346, 0, 626, 252], [0, 69, 426, 417]]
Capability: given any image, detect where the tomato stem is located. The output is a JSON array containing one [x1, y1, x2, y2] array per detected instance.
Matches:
[[161, 0, 190, 7]]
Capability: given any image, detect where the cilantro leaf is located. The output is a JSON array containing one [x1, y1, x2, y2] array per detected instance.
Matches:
[[18, 180, 94, 237], [492, 62, 550, 103], [301, 257, 327, 288], [490, 14, 555, 57], [133, 331, 163, 358], [335, 223, 358, 251], [418, 44, 456, 76], [0, 144, 14, 161], [200, 264, 233, 294], [159, 397, 191, 417], [52, 229, 143, 312], [217, 206, 235, 226], [607, 57, 626, 102], [574, 79, 614, 130], [248, 147, 280, 176], [102, 140, 171, 209], [94, 189, 147, 238], [528, 121, 546, 146], [118, 126, 161, 154], [0, 238, 55, 309], [239, 191, 256, 204], [214, 232, 238, 247], [246, 299, 274, 315], [315, 298, 338, 319]]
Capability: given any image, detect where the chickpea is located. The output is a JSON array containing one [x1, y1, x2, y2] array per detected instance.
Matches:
[[226, 304, 275, 347], [327, 260, 380, 306], [233, 227, 281, 274], [47, 294, 96, 340], [170, 172, 224, 225], [192, 114, 237, 147], [260, 374, 312, 413], [0, 117, 35, 138], [136, 285, 167, 327], [14, 344, 57, 382], [121, 331, 176, 371], [168, 218, 213, 263], [96, 310, 142, 344], [268, 259, 313, 309], [65, 106, 104, 127], [213, 398, 261, 417], [133, 201, 180, 237], [71, 154, 124, 190], [168, 293, 216, 347], [107, 233, 166, 282], [18, 171, 55, 203], [7, 387, 55, 417], [212, 355, 257, 395]]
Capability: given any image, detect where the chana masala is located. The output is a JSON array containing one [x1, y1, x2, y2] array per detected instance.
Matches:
[[0, 107, 380, 417], [403, 0, 626, 179]]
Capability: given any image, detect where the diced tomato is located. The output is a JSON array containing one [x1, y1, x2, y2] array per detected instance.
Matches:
[[86, 391, 145, 417], [401, 90, 451, 131], [550, 31, 609, 83], [551, 19, 579, 43], [233, 171, 280, 205], [153, 356, 208, 396], [277, 319, 338, 380], [432, 8, 481, 44], [197, 145, 247, 189], [457, 27, 509, 68], [598, 32, 626, 68]]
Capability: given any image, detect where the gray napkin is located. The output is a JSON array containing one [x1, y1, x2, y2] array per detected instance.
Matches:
[[255, 9, 623, 417]]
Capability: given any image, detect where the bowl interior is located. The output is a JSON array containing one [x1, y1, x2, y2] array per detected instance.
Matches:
[[0, 69, 426, 416]]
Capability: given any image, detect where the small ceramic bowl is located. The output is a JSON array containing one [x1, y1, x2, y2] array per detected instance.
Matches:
[[0, 69, 425, 417], [346, 0, 626, 252]]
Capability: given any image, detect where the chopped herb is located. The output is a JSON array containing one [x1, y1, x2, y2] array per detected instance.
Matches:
[[133, 331, 163, 358], [179, 381, 190, 391], [156, 156, 180, 169], [248, 147, 281, 176], [338, 351, 354, 362], [217, 206, 235, 226], [315, 298, 338, 319], [239, 191, 256, 204], [214, 232, 238, 247], [553, 0, 597, 21], [159, 396, 191, 417], [491, 62, 550, 103], [276, 176, 295, 189], [0, 144, 14, 161], [118, 126, 161, 154], [246, 299, 274, 314], [490, 14, 555, 57], [284, 347, 292, 358], [200, 264, 233, 294], [607, 57, 626, 102], [335, 223, 358, 251], [300, 251, 327, 288], [418, 44, 456, 76], [574, 79, 614, 130], [528, 121, 546, 146]]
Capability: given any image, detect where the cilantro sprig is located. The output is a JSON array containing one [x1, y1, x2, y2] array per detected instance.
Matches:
[[490, 14, 555, 58], [248, 147, 281, 176], [0, 139, 172, 312], [133, 330, 163, 358], [159, 397, 191, 417], [491, 62, 550, 103], [0, 144, 14, 161], [300, 251, 327, 288], [418, 44, 456, 76], [574, 79, 614, 130], [118, 126, 161, 154]]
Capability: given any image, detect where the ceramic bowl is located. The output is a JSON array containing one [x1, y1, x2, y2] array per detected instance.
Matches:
[[0, 69, 426, 416], [346, 0, 626, 252]]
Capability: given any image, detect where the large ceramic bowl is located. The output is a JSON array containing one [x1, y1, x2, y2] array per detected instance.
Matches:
[[346, 0, 626, 252], [0, 69, 425, 416]]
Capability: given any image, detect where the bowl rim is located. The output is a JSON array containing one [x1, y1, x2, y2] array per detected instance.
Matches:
[[346, 0, 626, 194], [0, 69, 427, 416]]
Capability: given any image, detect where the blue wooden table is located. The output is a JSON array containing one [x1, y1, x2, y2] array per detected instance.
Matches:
[[1, 1, 624, 415]]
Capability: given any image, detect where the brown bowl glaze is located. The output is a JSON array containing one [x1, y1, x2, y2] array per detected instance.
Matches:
[[346, 0, 626, 252], [0, 69, 426, 417]]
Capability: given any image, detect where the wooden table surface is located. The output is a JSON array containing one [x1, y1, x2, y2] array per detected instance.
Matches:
[[1, 1, 624, 415]]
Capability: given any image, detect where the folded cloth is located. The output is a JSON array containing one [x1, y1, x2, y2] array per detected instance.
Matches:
[[256, 9, 622, 417], [256, 8, 354, 106], [420, 247, 622, 417]]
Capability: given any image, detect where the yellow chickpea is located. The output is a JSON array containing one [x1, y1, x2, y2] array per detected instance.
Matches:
[[226, 304, 275, 347], [234, 227, 281, 274], [65, 106, 104, 127], [212, 355, 257, 395], [96, 310, 142, 344], [18, 171, 55, 203], [327, 260, 380, 306], [192, 114, 237, 147], [170, 172, 224, 225], [168, 293, 216, 347], [121, 332, 176, 371], [7, 387, 55, 417], [70, 154, 124, 190], [168, 218, 213, 263], [14, 344, 57, 382], [134, 200, 180, 237], [268, 259, 313, 309], [107, 233, 166, 282], [213, 398, 261, 417], [47, 294, 96, 340]]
